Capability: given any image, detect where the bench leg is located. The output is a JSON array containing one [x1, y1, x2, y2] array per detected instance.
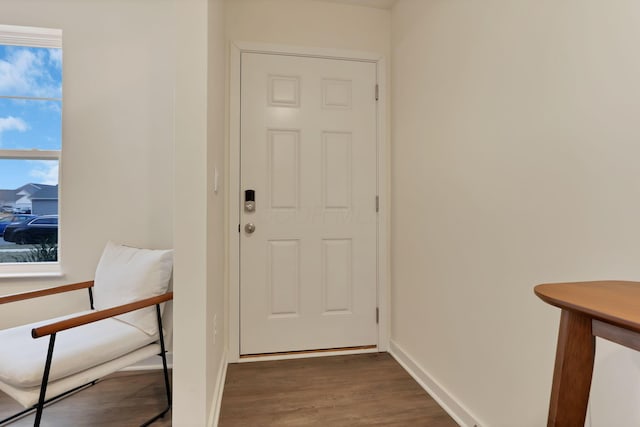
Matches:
[[34, 333, 56, 427], [140, 304, 171, 427]]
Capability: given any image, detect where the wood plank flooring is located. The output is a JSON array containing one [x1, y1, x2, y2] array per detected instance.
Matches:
[[0, 370, 171, 427], [219, 352, 458, 427], [0, 354, 457, 426]]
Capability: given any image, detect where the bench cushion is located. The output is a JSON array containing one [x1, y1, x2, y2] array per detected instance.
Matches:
[[0, 311, 157, 388], [0, 344, 161, 408], [94, 241, 173, 335]]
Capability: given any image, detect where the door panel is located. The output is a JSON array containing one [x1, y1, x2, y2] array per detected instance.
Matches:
[[240, 52, 378, 355]]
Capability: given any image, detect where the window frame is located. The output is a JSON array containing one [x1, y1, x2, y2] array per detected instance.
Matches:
[[0, 24, 63, 278]]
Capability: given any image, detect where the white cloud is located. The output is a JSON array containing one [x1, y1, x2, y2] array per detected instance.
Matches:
[[29, 161, 58, 185], [0, 116, 28, 135], [48, 49, 62, 69], [0, 47, 61, 98]]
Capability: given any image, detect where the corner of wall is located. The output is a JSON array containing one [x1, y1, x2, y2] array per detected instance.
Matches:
[[389, 340, 485, 427], [208, 348, 229, 427]]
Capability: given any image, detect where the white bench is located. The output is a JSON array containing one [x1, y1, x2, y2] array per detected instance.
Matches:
[[0, 242, 173, 426]]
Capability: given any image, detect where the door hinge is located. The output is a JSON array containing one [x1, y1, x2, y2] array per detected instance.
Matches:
[[375, 84, 379, 101], [376, 307, 379, 324], [375, 195, 379, 213]]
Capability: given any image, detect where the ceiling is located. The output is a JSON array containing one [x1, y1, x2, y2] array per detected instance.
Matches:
[[312, 0, 397, 10]]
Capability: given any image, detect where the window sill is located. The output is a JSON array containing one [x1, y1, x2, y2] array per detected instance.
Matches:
[[0, 263, 64, 279]]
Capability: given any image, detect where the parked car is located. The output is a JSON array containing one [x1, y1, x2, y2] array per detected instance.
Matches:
[[0, 214, 36, 237], [3, 215, 58, 244]]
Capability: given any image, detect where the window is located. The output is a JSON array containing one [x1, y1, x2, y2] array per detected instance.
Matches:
[[0, 25, 62, 276], [31, 217, 58, 225]]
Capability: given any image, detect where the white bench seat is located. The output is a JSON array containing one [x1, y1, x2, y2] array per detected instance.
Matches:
[[0, 311, 159, 408]]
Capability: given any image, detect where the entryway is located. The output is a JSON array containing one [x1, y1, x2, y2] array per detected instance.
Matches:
[[229, 43, 389, 360]]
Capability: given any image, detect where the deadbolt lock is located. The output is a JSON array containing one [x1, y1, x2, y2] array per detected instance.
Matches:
[[245, 189, 256, 212]]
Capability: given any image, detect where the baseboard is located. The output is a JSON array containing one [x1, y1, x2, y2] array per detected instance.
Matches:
[[208, 349, 228, 427], [389, 340, 483, 427]]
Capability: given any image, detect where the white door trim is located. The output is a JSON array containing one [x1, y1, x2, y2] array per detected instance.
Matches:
[[228, 41, 389, 363]]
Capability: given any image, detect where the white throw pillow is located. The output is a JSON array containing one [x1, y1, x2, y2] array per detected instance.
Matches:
[[93, 241, 173, 335]]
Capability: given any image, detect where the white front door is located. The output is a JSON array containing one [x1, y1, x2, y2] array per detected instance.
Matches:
[[240, 52, 378, 356]]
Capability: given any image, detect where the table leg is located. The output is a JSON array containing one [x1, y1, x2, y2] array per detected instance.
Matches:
[[548, 309, 595, 427]]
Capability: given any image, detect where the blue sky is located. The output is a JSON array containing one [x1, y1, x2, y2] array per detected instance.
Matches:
[[0, 45, 62, 190]]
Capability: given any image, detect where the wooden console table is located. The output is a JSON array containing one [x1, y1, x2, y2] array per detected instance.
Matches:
[[535, 281, 640, 427]]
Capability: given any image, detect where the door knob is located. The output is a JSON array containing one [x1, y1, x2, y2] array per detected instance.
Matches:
[[244, 223, 256, 234]]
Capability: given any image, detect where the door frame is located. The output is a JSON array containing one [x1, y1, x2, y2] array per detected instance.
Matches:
[[228, 41, 389, 363]]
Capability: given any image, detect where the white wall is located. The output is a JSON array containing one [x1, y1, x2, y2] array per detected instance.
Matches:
[[391, 1, 640, 426], [173, 0, 227, 424], [206, 0, 228, 423], [0, 0, 175, 328], [172, 0, 209, 424], [226, 0, 390, 54]]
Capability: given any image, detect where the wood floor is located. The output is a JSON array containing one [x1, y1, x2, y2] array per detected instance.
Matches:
[[0, 370, 171, 427], [0, 354, 457, 426], [219, 352, 458, 427]]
